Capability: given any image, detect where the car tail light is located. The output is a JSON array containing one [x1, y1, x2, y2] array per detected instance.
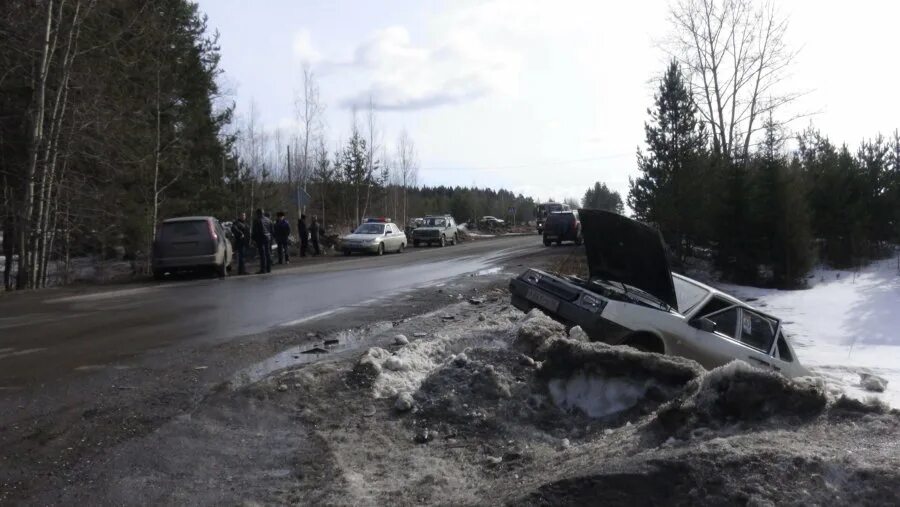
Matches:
[[207, 219, 218, 240]]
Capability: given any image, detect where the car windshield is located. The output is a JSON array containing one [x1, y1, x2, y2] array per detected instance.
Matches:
[[354, 223, 384, 234], [672, 275, 710, 314], [424, 217, 446, 227]]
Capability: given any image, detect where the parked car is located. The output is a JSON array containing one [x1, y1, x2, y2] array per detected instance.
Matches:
[[152, 216, 233, 279], [341, 218, 406, 256], [480, 216, 506, 228], [509, 209, 810, 378], [543, 210, 582, 246], [412, 215, 460, 247]]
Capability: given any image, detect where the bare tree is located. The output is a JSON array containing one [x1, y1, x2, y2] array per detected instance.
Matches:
[[667, 0, 799, 161], [295, 65, 324, 218], [396, 130, 418, 226], [360, 95, 380, 221], [239, 102, 271, 214]]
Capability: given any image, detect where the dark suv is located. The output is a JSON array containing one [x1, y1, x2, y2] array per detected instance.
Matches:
[[152, 216, 233, 278], [543, 210, 582, 246], [412, 215, 460, 247]]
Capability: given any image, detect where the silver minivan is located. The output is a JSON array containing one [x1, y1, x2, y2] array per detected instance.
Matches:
[[152, 216, 232, 279]]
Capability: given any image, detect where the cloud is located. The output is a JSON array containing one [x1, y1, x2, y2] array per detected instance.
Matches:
[[292, 29, 321, 64], [334, 24, 522, 111]]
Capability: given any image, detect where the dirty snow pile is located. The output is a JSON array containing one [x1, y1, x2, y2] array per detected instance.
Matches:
[[275, 301, 899, 504], [719, 256, 900, 407]]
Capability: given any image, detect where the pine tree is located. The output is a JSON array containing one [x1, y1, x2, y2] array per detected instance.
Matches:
[[582, 182, 624, 213], [748, 118, 813, 287], [629, 60, 708, 259]]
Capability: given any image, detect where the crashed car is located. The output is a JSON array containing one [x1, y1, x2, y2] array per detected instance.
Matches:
[[509, 209, 810, 377]]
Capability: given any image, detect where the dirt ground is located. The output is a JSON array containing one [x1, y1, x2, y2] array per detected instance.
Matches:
[[19, 295, 896, 505], [3, 243, 898, 505]]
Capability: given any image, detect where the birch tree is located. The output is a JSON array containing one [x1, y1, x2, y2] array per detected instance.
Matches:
[[668, 0, 799, 161], [296, 66, 324, 217], [396, 130, 418, 226]]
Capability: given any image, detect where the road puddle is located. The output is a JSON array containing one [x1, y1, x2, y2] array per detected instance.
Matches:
[[231, 327, 385, 388]]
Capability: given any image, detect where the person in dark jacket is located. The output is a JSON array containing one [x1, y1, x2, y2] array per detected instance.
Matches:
[[251, 208, 273, 274], [2, 214, 14, 290], [297, 214, 309, 258], [310, 216, 321, 256], [273, 211, 291, 264], [231, 212, 251, 275]]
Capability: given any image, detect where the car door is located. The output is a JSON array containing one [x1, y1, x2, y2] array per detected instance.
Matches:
[[770, 330, 807, 377], [394, 224, 406, 249], [386, 224, 398, 251], [679, 297, 765, 370], [214, 220, 231, 263], [735, 308, 782, 373]]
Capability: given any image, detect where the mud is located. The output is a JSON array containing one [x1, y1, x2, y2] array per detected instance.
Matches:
[[12, 295, 898, 505]]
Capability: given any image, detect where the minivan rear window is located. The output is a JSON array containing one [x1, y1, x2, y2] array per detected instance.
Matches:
[[160, 220, 207, 240]]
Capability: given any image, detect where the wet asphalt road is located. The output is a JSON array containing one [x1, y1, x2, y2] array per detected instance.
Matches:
[[0, 235, 542, 388]]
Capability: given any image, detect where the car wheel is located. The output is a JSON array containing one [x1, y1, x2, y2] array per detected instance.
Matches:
[[377, 243, 384, 256], [216, 261, 227, 278], [622, 333, 665, 354], [397, 242, 405, 254], [343, 249, 351, 256], [439, 235, 446, 247], [413, 240, 420, 247], [556, 240, 562, 246], [152, 269, 165, 281], [453, 233, 459, 245], [543, 237, 551, 247]]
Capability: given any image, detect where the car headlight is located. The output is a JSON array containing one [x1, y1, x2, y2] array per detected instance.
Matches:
[[524, 270, 542, 285], [576, 293, 607, 313]]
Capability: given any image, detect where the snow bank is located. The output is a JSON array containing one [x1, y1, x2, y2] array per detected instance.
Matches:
[[548, 373, 650, 418], [371, 335, 458, 398], [412, 348, 524, 432], [860, 372, 888, 393], [655, 360, 828, 435], [514, 309, 566, 357], [538, 338, 704, 419], [719, 257, 900, 407]]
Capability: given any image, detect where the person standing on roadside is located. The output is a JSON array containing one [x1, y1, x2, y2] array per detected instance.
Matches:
[[310, 215, 321, 256], [2, 214, 14, 290], [297, 214, 309, 258], [231, 212, 251, 275], [273, 211, 291, 264], [252, 208, 273, 274]]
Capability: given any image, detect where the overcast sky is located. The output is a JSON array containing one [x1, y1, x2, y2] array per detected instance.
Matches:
[[197, 0, 900, 204]]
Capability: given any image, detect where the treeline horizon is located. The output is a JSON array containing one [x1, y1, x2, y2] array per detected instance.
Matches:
[[629, 61, 899, 288]]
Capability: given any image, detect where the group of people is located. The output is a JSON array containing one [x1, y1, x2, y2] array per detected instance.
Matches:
[[229, 209, 322, 275]]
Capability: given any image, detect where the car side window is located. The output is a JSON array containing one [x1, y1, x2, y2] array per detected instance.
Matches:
[[776, 334, 794, 362], [706, 307, 739, 339], [697, 297, 732, 316], [740, 310, 777, 353]]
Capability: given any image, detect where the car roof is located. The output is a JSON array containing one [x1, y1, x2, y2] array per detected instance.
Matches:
[[162, 216, 214, 223], [672, 272, 777, 319]]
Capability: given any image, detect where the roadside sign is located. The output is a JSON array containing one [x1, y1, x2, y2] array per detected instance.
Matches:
[[507, 206, 515, 214]]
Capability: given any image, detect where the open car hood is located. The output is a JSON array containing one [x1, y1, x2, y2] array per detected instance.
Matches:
[[579, 209, 677, 309]]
